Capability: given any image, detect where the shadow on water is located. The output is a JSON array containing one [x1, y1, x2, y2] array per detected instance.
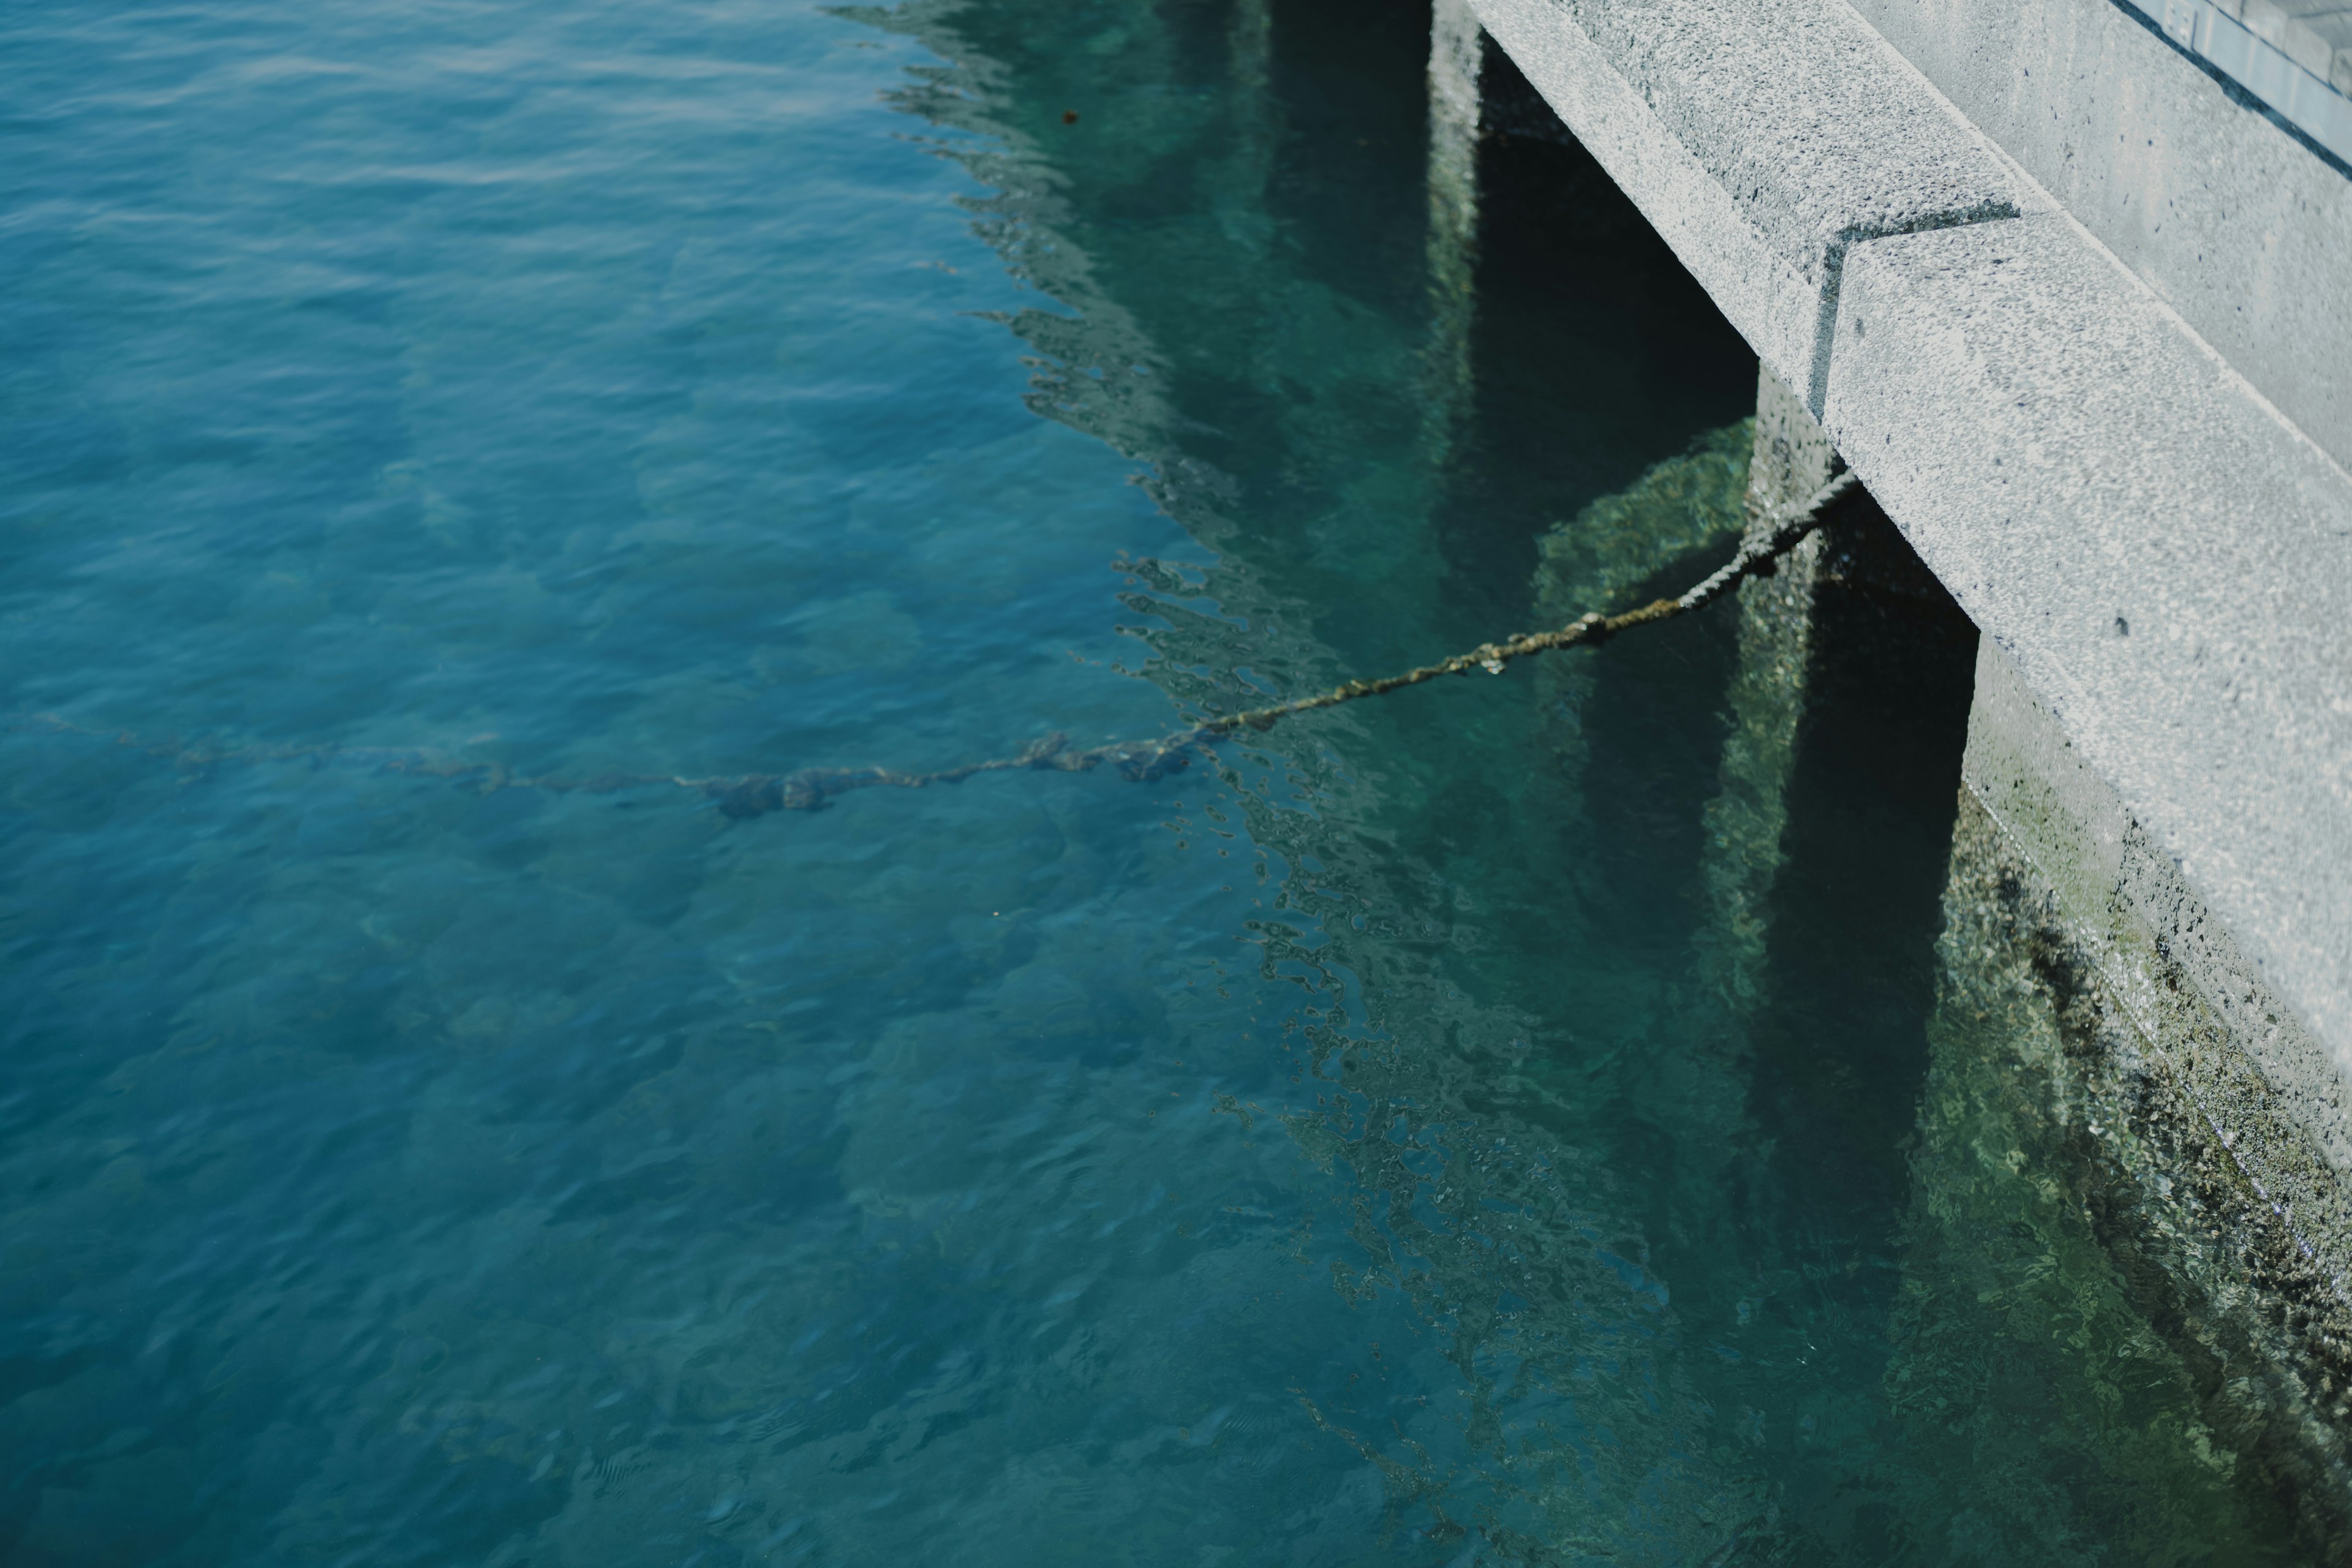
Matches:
[[1746, 519, 1980, 1244], [1446, 47, 1759, 620]]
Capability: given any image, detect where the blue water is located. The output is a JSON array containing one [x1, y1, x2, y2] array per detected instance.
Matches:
[[0, 0, 2318, 1562]]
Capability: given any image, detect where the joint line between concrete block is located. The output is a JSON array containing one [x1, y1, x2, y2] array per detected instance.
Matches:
[[1806, 200, 2024, 418]]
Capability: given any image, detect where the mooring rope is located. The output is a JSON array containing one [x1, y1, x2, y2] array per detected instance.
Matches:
[[11, 473, 1857, 820]]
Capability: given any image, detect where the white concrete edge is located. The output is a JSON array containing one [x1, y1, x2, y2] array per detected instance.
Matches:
[[1468, 0, 2027, 415], [1816, 18, 2352, 1065]]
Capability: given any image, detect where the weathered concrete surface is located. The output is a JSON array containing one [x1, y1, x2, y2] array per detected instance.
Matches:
[[1928, 774, 2352, 1545], [1468, 0, 2024, 413], [1825, 213, 2352, 1065], [1468, 2, 2352, 1484], [1849, 0, 2352, 468], [1964, 636, 2352, 1218], [1468, 0, 2352, 1071], [1938, 641, 2352, 1532]]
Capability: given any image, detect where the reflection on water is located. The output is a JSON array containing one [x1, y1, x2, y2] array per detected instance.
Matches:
[[0, 0, 2326, 1560], [864, 1, 2328, 1558]]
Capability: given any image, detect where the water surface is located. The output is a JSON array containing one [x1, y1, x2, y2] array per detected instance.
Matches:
[[0, 0, 2310, 1561]]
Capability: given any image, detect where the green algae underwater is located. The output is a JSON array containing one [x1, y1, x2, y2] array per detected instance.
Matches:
[[0, 0, 2336, 1561]]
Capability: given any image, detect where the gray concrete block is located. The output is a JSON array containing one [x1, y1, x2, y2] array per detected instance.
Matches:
[[1847, 0, 2352, 469], [1823, 213, 2352, 1062], [1468, 0, 2022, 412], [2244, 0, 2344, 81]]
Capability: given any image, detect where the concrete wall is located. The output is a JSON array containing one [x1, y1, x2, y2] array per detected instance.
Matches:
[[1849, 0, 2352, 467], [1464, 0, 2352, 1096], [1452, 0, 2352, 1473]]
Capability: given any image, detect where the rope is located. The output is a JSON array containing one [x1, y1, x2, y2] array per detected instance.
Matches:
[[692, 469, 1855, 816], [11, 473, 1858, 821]]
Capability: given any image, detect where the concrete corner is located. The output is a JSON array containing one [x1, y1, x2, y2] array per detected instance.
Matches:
[[1825, 213, 2352, 1066]]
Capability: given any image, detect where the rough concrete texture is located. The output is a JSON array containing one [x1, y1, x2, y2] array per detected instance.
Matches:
[[1472, 0, 2352, 1068], [1468, 0, 2024, 412], [1746, 361, 1841, 518], [1470, 0, 2352, 1500], [1429, 0, 1484, 140], [1824, 212, 2352, 1066], [1848, 0, 2352, 469]]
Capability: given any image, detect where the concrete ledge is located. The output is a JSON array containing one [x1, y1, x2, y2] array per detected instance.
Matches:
[[1824, 213, 2352, 1061], [1466, 0, 2352, 1068], [1466, 0, 2352, 1491], [1849, 0, 2352, 469], [1468, 0, 2023, 411]]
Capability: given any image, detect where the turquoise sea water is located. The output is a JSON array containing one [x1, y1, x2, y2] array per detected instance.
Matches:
[[0, 0, 2321, 1562]]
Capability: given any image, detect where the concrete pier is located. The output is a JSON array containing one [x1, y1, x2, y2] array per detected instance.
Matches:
[[1439, 0, 2352, 1496]]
